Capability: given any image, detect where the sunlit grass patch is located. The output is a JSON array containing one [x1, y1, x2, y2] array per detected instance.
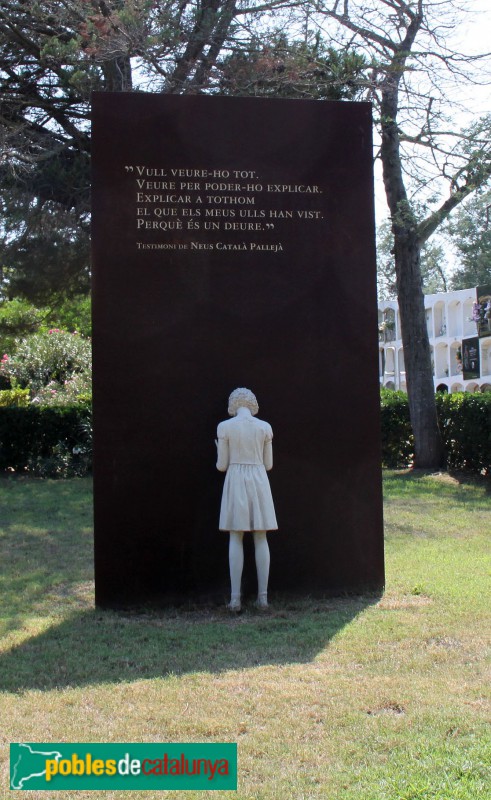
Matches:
[[0, 471, 490, 800]]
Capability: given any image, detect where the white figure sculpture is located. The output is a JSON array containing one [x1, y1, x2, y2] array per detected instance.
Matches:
[[216, 388, 278, 611]]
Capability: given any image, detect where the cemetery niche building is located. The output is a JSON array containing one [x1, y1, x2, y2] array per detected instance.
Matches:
[[378, 285, 491, 394]]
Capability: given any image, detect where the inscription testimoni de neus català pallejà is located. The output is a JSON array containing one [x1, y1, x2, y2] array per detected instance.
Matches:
[[124, 165, 326, 254]]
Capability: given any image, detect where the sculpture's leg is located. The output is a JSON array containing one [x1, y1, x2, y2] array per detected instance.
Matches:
[[253, 530, 270, 608], [228, 531, 244, 610]]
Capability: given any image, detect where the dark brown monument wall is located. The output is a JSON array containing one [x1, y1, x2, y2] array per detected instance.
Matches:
[[91, 93, 384, 607]]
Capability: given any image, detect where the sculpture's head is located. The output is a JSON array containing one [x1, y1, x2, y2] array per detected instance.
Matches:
[[228, 387, 259, 417]]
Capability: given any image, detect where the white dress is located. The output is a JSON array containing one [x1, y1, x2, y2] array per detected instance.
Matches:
[[216, 407, 278, 532]]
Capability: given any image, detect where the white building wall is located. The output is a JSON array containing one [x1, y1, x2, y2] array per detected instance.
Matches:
[[379, 288, 491, 394]]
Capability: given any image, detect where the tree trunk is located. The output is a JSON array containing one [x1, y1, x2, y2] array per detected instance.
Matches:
[[380, 81, 444, 469], [393, 229, 444, 468], [102, 55, 133, 92], [166, 0, 226, 93]]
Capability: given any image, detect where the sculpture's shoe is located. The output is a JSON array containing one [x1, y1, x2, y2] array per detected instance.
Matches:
[[227, 599, 242, 612]]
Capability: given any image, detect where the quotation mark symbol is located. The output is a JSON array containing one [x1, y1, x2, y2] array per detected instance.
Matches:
[[125, 166, 134, 173], [266, 223, 275, 230]]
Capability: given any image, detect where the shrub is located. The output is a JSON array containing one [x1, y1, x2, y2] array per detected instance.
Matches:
[[0, 403, 92, 477], [0, 388, 30, 407], [380, 389, 414, 468], [380, 389, 491, 475], [0, 329, 92, 402], [46, 294, 92, 338], [436, 392, 491, 476]]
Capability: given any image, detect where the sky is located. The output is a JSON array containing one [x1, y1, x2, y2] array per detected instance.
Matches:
[[368, 0, 491, 279], [373, 0, 491, 212]]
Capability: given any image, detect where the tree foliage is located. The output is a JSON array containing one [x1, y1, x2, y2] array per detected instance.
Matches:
[[0, 0, 258, 298], [1, 192, 90, 304], [377, 220, 449, 300], [219, 33, 367, 99], [447, 189, 491, 290], [0, 298, 44, 350]]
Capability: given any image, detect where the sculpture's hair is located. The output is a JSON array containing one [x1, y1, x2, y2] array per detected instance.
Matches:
[[228, 387, 259, 417]]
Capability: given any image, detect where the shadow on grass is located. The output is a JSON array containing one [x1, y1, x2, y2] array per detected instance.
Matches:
[[0, 476, 379, 692], [0, 596, 378, 693]]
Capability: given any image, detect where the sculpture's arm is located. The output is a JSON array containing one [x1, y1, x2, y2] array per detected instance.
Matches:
[[263, 438, 273, 471], [216, 436, 229, 472]]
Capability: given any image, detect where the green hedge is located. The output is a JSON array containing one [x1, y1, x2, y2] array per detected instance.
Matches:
[[436, 392, 491, 476], [0, 393, 489, 477], [0, 404, 92, 477], [380, 389, 491, 475], [380, 389, 414, 468]]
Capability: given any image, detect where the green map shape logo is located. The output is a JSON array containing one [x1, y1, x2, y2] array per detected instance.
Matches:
[[10, 743, 63, 789]]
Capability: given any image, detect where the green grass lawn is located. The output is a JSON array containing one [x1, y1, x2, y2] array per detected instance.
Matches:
[[0, 471, 490, 799]]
